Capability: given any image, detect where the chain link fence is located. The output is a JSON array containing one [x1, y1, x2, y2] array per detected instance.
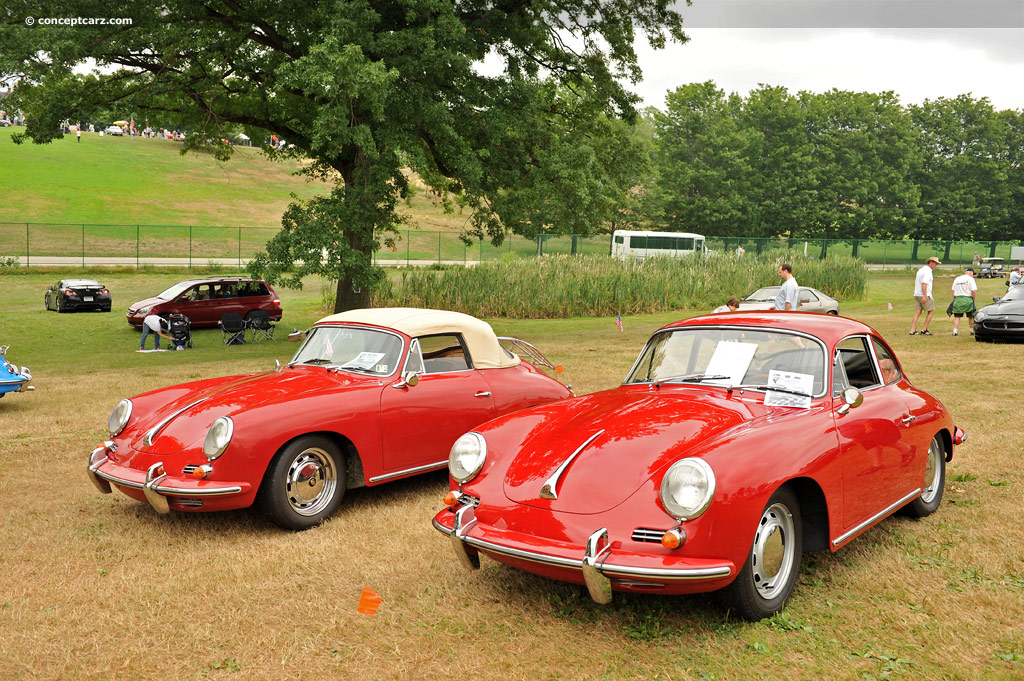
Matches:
[[1, 222, 1021, 268]]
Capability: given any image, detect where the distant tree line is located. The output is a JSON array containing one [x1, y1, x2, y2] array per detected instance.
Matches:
[[631, 82, 1024, 256]]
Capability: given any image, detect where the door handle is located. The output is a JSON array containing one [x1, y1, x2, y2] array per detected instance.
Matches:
[[901, 415, 916, 425], [475, 391, 491, 398]]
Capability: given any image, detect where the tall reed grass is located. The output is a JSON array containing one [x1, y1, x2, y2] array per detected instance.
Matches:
[[373, 252, 867, 318]]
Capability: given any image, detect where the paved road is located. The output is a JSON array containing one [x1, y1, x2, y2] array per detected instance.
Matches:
[[12, 256, 480, 268]]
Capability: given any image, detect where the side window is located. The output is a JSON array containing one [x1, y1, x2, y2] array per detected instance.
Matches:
[[614, 235, 624, 244], [834, 337, 880, 391], [799, 290, 818, 304], [871, 338, 901, 385], [417, 334, 471, 373], [181, 286, 201, 302]]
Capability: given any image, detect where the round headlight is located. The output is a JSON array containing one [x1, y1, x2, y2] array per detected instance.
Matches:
[[974, 309, 987, 322], [449, 432, 487, 483], [660, 458, 716, 520], [203, 416, 234, 460], [108, 399, 133, 436]]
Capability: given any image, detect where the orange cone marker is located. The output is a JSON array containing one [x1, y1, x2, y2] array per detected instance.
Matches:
[[357, 585, 382, 615]]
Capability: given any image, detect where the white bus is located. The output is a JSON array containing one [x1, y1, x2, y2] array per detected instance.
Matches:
[[611, 230, 707, 260]]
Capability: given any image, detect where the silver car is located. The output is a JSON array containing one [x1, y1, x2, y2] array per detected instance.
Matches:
[[713, 286, 839, 314]]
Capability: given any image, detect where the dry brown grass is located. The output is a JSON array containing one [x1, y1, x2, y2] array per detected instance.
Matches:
[[1, 276, 1022, 680]]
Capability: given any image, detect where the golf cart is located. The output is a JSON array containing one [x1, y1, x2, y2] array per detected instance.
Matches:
[[979, 257, 1005, 278]]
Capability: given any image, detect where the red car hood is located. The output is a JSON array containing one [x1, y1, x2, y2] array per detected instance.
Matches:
[[129, 367, 376, 456], [501, 388, 759, 515]]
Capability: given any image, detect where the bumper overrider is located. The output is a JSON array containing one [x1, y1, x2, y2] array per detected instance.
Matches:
[[434, 499, 734, 604], [87, 442, 249, 514]]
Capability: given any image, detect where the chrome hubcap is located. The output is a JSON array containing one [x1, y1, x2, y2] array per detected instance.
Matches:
[[285, 447, 337, 516], [751, 502, 795, 600], [920, 438, 942, 504]]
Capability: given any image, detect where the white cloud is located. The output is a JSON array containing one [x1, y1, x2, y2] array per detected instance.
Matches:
[[632, 29, 1024, 111]]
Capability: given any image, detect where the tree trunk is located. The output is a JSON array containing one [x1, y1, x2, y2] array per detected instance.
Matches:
[[911, 240, 920, 261], [851, 239, 860, 258], [334, 275, 371, 313], [943, 241, 953, 260]]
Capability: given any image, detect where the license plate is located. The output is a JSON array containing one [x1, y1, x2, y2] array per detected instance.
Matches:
[[84, 296, 94, 302]]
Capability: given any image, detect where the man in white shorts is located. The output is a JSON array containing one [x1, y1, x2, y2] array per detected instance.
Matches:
[[910, 256, 939, 335]]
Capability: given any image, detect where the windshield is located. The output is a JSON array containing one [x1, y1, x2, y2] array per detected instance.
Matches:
[[1000, 286, 1024, 302], [624, 327, 827, 396], [291, 326, 404, 376], [156, 282, 196, 301], [743, 288, 778, 303]]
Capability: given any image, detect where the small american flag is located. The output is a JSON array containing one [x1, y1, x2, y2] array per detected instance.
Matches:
[[887, 300, 893, 311], [615, 313, 623, 333], [323, 333, 334, 358]]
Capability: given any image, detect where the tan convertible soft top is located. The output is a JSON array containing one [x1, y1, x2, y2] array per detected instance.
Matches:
[[316, 307, 520, 369]]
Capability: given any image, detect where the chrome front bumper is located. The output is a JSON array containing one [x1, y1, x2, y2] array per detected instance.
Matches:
[[87, 444, 244, 514], [435, 503, 733, 604]]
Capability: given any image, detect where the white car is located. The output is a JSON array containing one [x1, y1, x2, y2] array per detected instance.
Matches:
[[713, 286, 840, 314], [104, 125, 124, 136]]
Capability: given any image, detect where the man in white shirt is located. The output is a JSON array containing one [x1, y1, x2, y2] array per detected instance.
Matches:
[[773, 263, 799, 310], [910, 257, 940, 335], [1010, 267, 1021, 286], [950, 267, 978, 336]]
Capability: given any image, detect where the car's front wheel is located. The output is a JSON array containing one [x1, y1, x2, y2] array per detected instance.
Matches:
[[902, 435, 945, 518], [258, 435, 345, 531], [721, 487, 803, 621]]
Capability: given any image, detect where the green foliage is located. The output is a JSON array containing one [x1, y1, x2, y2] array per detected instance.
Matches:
[[2, 0, 686, 312], [374, 252, 866, 318]]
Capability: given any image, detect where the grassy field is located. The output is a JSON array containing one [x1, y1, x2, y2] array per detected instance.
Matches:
[[1, 268, 1021, 680]]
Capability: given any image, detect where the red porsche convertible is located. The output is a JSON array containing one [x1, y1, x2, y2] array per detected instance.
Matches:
[[435, 312, 966, 620], [88, 308, 572, 530]]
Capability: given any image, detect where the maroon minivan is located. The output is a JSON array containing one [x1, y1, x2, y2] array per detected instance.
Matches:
[[126, 277, 282, 329]]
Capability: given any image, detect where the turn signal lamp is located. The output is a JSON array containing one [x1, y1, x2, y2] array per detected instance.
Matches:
[[443, 491, 459, 508], [661, 528, 686, 550]]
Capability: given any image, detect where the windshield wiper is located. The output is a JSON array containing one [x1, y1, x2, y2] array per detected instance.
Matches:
[[300, 358, 333, 365], [728, 384, 812, 398], [338, 365, 377, 374], [653, 373, 732, 388]]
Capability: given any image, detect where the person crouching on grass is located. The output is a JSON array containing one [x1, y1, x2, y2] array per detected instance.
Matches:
[[140, 314, 173, 351], [950, 267, 978, 336]]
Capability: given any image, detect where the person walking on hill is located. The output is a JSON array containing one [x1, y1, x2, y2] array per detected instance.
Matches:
[[76, 127, 81, 143], [950, 267, 977, 336], [773, 263, 799, 311], [910, 256, 940, 335]]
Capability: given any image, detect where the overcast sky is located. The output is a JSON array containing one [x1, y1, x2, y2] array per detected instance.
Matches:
[[630, 1, 1024, 112]]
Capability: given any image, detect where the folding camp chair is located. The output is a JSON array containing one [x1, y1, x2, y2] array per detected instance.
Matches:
[[245, 310, 276, 343], [219, 312, 246, 345]]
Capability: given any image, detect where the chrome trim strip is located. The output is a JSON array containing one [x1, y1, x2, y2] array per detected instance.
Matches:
[[144, 397, 210, 446], [832, 488, 922, 547], [539, 430, 605, 500], [368, 459, 448, 483]]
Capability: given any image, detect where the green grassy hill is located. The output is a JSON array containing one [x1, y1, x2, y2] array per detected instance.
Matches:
[[0, 127, 466, 231]]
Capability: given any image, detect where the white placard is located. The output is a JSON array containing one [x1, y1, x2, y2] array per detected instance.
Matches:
[[340, 351, 386, 370], [763, 370, 814, 409], [703, 341, 758, 386]]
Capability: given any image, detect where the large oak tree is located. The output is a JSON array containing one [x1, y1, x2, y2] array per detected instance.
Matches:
[[1, 0, 684, 310]]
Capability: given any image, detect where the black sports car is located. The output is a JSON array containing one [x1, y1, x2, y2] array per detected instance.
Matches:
[[974, 285, 1024, 342], [45, 279, 112, 313]]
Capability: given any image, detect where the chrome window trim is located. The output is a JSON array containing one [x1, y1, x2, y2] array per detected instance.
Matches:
[[368, 459, 448, 483], [402, 332, 476, 375], [832, 488, 921, 547], [868, 336, 903, 385], [291, 323, 407, 378], [833, 334, 884, 393], [622, 325, 830, 398]]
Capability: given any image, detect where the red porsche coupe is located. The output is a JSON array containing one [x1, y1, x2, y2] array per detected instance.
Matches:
[[88, 308, 572, 530], [435, 312, 966, 620]]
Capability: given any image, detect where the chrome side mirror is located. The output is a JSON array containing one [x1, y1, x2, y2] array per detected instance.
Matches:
[[392, 371, 420, 389], [836, 387, 863, 415], [992, 296, 1001, 303]]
